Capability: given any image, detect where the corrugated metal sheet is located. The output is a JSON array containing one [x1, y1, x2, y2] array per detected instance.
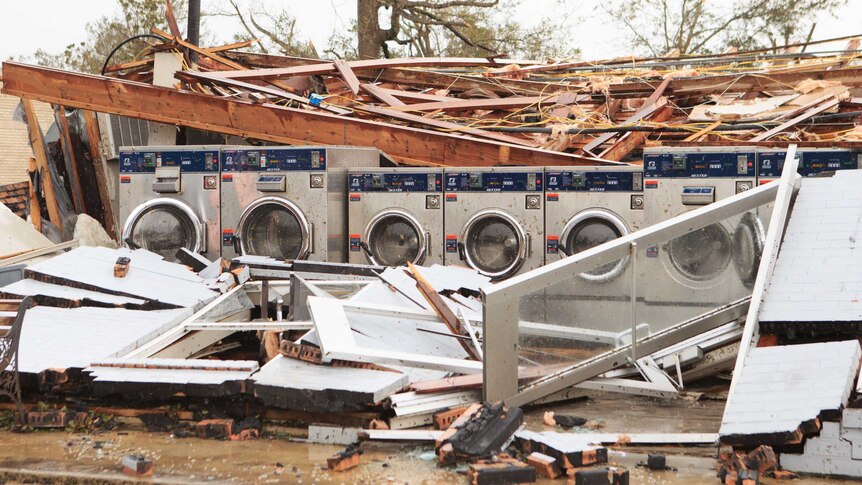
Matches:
[[760, 171, 862, 322], [26, 247, 216, 308], [18, 306, 191, 374], [720, 340, 861, 439]]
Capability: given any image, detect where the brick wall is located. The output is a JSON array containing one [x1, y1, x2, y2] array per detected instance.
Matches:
[[0, 73, 55, 185]]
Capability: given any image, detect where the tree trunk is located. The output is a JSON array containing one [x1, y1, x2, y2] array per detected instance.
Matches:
[[357, 0, 384, 59]]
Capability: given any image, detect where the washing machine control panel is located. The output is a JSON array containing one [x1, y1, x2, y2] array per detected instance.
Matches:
[[120, 149, 219, 173], [444, 171, 543, 192], [644, 151, 755, 178], [349, 172, 442, 192], [758, 149, 860, 179], [545, 171, 643, 192], [221, 148, 326, 172]]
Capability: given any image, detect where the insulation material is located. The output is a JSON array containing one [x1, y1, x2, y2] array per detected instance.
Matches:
[[73, 213, 117, 248]]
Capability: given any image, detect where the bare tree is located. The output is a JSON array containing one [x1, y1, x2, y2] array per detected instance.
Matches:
[[208, 1, 319, 58], [606, 0, 847, 56], [354, 0, 577, 59]]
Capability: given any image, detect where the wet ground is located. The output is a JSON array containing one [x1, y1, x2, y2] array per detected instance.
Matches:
[[0, 393, 858, 484]]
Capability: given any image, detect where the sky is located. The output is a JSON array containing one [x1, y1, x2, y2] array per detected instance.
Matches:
[[0, 0, 860, 63]]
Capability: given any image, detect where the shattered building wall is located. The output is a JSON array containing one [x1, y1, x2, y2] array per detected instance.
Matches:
[[0, 70, 54, 185]]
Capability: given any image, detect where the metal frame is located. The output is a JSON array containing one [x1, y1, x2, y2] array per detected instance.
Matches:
[[123, 197, 205, 253], [483, 171, 789, 402], [723, 146, 801, 421], [461, 209, 528, 280], [363, 209, 428, 266], [237, 196, 311, 259]]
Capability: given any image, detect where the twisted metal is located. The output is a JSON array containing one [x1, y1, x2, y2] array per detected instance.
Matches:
[[0, 296, 34, 421]]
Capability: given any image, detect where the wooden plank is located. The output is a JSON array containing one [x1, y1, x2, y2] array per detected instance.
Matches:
[[598, 104, 674, 161], [683, 120, 721, 142], [53, 105, 85, 213], [396, 94, 589, 112], [407, 263, 481, 361], [163, 0, 182, 38], [26, 157, 42, 233], [20, 98, 63, 238], [750, 97, 839, 141], [80, 110, 116, 240], [2, 63, 610, 167], [333, 59, 361, 95], [213, 56, 535, 80], [355, 104, 537, 147], [359, 83, 406, 107]]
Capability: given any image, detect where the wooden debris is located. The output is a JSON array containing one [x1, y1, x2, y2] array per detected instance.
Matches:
[[326, 445, 363, 472], [467, 456, 536, 485], [527, 452, 561, 479]]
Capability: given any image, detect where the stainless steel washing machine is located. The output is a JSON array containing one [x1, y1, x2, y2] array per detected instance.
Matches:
[[443, 167, 544, 281], [118, 145, 221, 262], [757, 147, 862, 184], [642, 146, 762, 307], [220, 146, 379, 262], [347, 168, 444, 267]]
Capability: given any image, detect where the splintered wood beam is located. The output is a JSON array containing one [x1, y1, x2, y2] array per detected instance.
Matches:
[[684, 120, 721, 141], [396, 94, 590, 112], [360, 83, 406, 107], [53, 105, 85, 213], [27, 157, 42, 233], [750, 97, 839, 141], [163, 0, 182, 38], [213, 56, 535, 80], [81, 110, 117, 240], [598, 105, 674, 161], [582, 96, 669, 155], [1, 62, 609, 167], [20, 98, 63, 238], [354, 104, 538, 147], [333, 59, 361, 95]]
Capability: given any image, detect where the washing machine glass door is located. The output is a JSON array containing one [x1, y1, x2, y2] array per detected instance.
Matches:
[[365, 210, 426, 267], [238, 196, 310, 260], [561, 209, 630, 282], [123, 197, 203, 262], [462, 210, 526, 280], [732, 212, 765, 288], [668, 223, 732, 282]]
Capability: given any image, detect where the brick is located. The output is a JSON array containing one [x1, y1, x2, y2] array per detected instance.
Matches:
[[467, 457, 535, 485], [326, 446, 362, 472], [196, 419, 235, 439], [527, 452, 560, 479], [121, 455, 153, 477]]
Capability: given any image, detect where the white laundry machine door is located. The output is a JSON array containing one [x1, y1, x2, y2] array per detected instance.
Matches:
[[460, 209, 527, 280], [123, 197, 204, 262], [236, 196, 311, 260], [363, 209, 427, 267]]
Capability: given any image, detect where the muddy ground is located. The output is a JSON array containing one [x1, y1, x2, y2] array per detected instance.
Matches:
[[0, 393, 857, 484]]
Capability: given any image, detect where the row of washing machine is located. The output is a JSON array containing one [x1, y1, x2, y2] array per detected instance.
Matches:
[[118, 145, 861, 290]]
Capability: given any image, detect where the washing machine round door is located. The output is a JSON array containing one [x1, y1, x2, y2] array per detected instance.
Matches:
[[364, 210, 426, 267], [461, 210, 526, 280], [561, 209, 630, 282], [668, 223, 732, 282], [732, 212, 765, 288], [123, 198, 203, 262], [237, 197, 310, 260]]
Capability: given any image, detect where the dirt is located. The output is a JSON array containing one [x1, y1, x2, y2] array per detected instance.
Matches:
[[0, 394, 858, 484]]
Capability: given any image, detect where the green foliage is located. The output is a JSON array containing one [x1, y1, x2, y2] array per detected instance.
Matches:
[[26, 0, 187, 73]]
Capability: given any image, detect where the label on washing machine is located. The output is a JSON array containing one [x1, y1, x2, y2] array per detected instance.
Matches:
[[349, 234, 361, 252], [221, 148, 326, 172], [644, 150, 755, 178], [445, 235, 458, 253], [222, 229, 234, 247], [546, 236, 559, 254], [120, 149, 220, 173], [545, 171, 641, 192], [646, 245, 659, 258]]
